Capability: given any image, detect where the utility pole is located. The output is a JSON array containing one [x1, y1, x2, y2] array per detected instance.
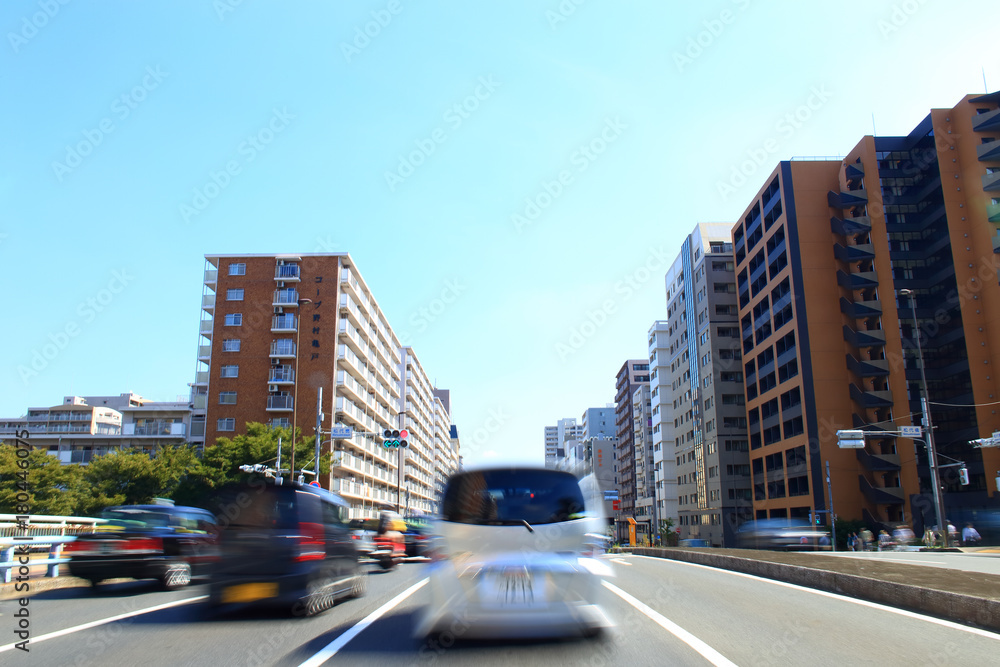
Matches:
[[276, 436, 283, 485], [314, 387, 323, 489], [826, 460, 836, 552], [899, 288, 948, 548]]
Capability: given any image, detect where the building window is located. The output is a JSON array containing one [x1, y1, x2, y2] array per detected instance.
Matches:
[[217, 418, 235, 431], [229, 263, 246, 276], [220, 365, 239, 378], [227, 288, 244, 301], [219, 391, 237, 405], [224, 313, 243, 326], [223, 339, 241, 352]]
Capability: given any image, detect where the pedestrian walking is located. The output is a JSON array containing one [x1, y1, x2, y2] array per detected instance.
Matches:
[[847, 532, 858, 551], [878, 530, 892, 551], [962, 523, 981, 546], [860, 527, 874, 552]]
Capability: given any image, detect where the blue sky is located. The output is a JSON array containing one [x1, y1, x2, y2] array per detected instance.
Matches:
[[2, 0, 997, 466]]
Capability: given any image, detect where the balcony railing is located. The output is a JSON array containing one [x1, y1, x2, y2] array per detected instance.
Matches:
[[267, 395, 294, 411], [123, 422, 187, 437], [272, 315, 297, 332], [272, 290, 300, 306], [269, 366, 295, 383], [199, 320, 214, 335], [275, 264, 301, 280], [270, 341, 296, 357]]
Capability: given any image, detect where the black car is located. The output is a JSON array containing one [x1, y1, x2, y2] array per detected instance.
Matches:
[[66, 503, 218, 590], [208, 481, 366, 616], [403, 519, 430, 558]]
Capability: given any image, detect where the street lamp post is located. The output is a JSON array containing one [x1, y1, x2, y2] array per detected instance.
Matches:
[[899, 289, 948, 547], [290, 297, 313, 479]]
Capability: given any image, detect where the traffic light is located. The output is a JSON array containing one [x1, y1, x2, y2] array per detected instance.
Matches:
[[381, 429, 409, 448], [959, 467, 969, 485]]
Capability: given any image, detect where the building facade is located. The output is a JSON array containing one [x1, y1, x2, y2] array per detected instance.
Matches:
[[731, 91, 1000, 533], [614, 359, 650, 541], [193, 253, 458, 519], [0, 393, 193, 464], [660, 226, 752, 545]]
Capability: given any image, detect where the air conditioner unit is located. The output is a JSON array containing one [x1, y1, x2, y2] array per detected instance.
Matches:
[[268, 384, 279, 392]]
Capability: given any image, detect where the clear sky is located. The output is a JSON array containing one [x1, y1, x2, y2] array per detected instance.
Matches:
[[1, 1, 997, 467]]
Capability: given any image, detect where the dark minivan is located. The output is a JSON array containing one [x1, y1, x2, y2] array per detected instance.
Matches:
[[208, 481, 366, 616]]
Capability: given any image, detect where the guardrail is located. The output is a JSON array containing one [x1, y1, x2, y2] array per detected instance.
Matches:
[[0, 515, 107, 583], [0, 536, 79, 582]]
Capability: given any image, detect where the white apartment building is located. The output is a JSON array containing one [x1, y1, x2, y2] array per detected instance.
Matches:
[[648, 321, 678, 528], [632, 384, 657, 536], [0, 393, 194, 464], [544, 417, 585, 468]]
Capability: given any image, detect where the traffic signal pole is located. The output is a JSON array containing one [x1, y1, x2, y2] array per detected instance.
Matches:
[[314, 387, 323, 488], [826, 460, 836, 552]]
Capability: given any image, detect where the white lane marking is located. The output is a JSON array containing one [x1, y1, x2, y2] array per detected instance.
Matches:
[[603, 581, 738, 667], [610, 558, 632, 566], [298, 578, 428, 667], [0, 595, 207, 653], [632, 555, 1000, 640]]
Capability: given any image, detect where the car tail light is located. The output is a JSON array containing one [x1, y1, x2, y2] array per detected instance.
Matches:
[[294, 522, 325, 562], [123, 538, 163, 555], [63, 540, 93, 555]]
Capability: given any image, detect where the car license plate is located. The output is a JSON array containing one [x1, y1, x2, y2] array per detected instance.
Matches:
[[99, 541, 116, 554], [221, 583, 279, 604], [483, 568, 540, 607]]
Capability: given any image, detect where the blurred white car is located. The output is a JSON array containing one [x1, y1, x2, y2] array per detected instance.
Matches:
[[414, 467, 614, 640]]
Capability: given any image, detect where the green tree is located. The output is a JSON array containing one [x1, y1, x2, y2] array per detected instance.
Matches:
[[173, 423, 329, 508], [658, 517, 679, 546], [0, 446, 87, 515], [79, 448, 167, 514]]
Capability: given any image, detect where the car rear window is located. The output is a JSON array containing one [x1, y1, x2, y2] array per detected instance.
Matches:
[[221, 487, 301, 529], [100, 508, 173, 530], [441, 469, 587, 526]]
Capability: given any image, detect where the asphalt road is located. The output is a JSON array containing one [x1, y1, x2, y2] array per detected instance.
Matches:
[[3, 554, 1000, 666]]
